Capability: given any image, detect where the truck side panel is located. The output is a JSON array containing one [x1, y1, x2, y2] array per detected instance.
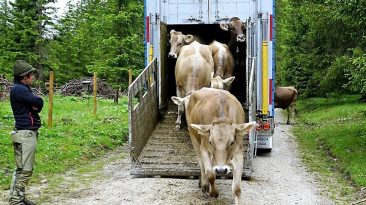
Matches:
[[256, 0, 276, 149]]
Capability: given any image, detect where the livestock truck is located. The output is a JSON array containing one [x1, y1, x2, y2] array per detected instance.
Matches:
[[128, 0, 275, 178]]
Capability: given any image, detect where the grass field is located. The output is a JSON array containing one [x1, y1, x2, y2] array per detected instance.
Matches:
[[0, 95, 129, 190], [294, 95, 366, 199], [1, 93, 365, 201]]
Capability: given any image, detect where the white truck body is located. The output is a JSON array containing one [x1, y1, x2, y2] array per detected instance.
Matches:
[[127, 0, 276, 178]]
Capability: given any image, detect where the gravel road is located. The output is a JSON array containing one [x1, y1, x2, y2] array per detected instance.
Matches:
[[1, 109, 334, 205]]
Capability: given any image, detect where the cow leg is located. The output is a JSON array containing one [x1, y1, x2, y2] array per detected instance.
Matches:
[[174, 104, 184, 131], [174, 89, 183, 131], [197, 151, 209, 192], [208, 173, 218, 198], [201, 149, 218, 197], [188, 132, 208, 191], [286, 107, 291, 125], [200, 163, 209, 192], [232, 155, 243, 205], [290, 104, 295, 125]]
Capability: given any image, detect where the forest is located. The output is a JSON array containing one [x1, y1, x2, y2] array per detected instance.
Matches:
[[277, 0, 366, 98], [0, 0, 144, 91], [0, 0, 366, 96]]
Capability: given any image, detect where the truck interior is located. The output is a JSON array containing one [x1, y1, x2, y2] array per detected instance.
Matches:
[[160, 23, 247, 111]]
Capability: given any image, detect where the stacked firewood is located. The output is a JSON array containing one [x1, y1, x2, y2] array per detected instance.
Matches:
[[0, 77, 11, 100], [61, 77, 116, 99]]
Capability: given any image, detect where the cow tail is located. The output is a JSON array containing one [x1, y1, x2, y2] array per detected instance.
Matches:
[[293, 88, 299, 114], [217, 54, 225, 78]]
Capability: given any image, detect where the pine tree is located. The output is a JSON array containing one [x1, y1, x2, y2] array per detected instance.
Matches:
[[8, 0, 55, 81], [0, 0, 13, 77]]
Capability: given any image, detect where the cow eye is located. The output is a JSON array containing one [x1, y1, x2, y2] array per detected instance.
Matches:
[[230, 141, 234, 147], [178, 42, 182, 46], [209, 141, 213, 145]]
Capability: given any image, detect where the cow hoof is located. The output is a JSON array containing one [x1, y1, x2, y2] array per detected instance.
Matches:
[[201, 184, 209, 193], [210, 190, 219, 198], [174, 125, 180, 131]]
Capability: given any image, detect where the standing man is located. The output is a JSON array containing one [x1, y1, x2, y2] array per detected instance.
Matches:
[[9, 60, 43, 205]]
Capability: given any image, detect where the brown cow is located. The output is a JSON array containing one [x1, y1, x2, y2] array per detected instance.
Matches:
[[208, 41, 235, 90], [183, 88, 256, 205], [274, 86, 298, 125], [170, 31, 214, 130], [220, 17, 247, 57], [220, 17, 247, 103]]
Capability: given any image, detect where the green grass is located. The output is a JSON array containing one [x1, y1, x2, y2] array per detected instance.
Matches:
[[294, 95, 366, 201], [0, 95, 129, 190]]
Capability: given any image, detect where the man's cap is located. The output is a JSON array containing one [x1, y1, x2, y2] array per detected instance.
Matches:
[[13, 60, 37, 76]]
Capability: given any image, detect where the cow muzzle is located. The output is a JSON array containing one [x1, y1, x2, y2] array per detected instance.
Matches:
[[213, 165, 231, 175], [168, 52, 177, 59], [237, 34, 245, 43]]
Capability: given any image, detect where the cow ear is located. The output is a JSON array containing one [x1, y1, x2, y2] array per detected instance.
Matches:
[[223, 76, 235, 87], [170, 29, 176, 35], [234, 121, 257, 134], [171, 96, 184, 106], [184, 35, 194, 44], [191, 124, 212, 135], [242, 22, 247, 29], [220, 23, 229, 31]]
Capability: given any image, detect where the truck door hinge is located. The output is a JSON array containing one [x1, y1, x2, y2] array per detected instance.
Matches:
[[129, 146, 141, 165], [154, 13, 160, 24], [188, 16, 202, 23]]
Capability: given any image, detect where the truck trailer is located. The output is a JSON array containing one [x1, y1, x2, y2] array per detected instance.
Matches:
[[128, 0, 275, 178]]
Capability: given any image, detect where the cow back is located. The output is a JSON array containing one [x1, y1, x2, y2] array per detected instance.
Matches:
[[186, 88, 244, 126], [175, 41, 214, 96], [274, 87, 298, 109], [209, 41, 234, 78]]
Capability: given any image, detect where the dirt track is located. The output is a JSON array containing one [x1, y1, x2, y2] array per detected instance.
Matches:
[[1, 110, 334, 205]]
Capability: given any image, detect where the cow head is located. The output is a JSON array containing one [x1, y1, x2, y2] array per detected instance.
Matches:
[[191, 121, 256, 175], [220, 17, 247, 49], [168, 29, 195, 59], [210, 73, 235, 90], [171, 95, 191, 111]]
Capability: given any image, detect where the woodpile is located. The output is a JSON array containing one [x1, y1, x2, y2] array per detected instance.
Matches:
[[0, 77, 11, 101], [61, 77, 116, 99]]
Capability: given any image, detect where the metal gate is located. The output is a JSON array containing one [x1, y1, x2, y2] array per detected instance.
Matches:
[[128, 58, 159, 162]]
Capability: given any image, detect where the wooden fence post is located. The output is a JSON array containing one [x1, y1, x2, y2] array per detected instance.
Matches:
[[48, 71, 54, 127], [129, 69, 133, 85], [93, 72, 97, 115]]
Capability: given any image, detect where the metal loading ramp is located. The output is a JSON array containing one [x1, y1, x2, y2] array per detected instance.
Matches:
[[130, 104, 250, 178], [130, 102, 201, 177]]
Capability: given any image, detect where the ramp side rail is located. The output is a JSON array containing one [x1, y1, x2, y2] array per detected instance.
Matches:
[[128, 58, 159, 163]]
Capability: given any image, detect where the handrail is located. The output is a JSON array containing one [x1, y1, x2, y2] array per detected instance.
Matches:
[[248, 56, 258, 157], [128, 58, 158, 161], [128, 58, 157, 99], [248, 57, 256, 123]]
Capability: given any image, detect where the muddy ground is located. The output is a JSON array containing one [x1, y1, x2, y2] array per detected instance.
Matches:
[[1, 110, 335, 205]]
